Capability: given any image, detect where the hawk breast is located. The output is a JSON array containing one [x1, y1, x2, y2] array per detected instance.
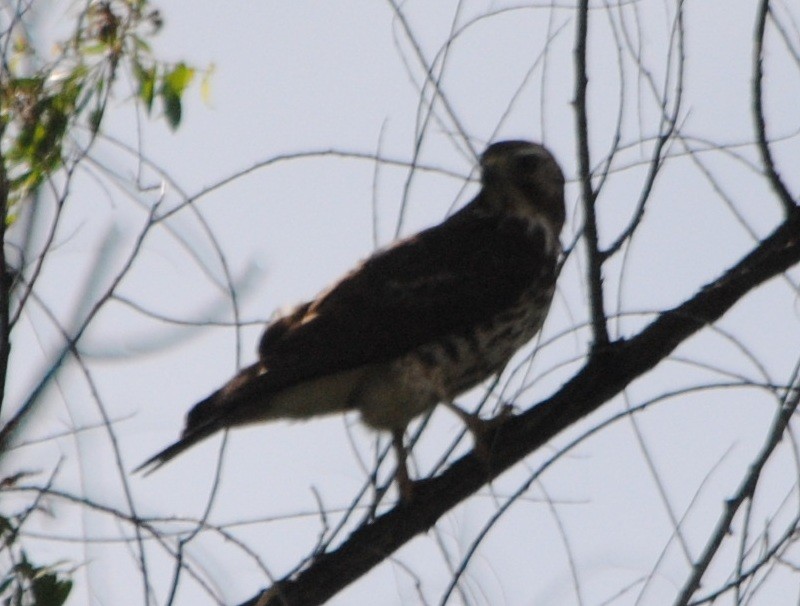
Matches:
[[355, 216, 560, 430]]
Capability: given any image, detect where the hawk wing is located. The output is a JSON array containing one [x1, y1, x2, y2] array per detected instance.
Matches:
[[257, 202, 557, 386]]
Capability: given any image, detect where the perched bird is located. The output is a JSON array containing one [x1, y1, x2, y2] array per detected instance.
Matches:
[[136, 140, 565, 499]]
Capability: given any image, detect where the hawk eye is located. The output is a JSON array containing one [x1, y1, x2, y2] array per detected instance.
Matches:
[[515, 154, 540, 172]]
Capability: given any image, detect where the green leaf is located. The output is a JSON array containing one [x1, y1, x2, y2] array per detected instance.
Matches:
[[163, 62, 194, 95], [8, 77, 43, 93], [31, 572, 72, 606], [159, 63, 194, 129], [134, 62, 156, 112], [80, 43, 108, 56], [160, 87, 181, 129], [89, 107, 104, 133]]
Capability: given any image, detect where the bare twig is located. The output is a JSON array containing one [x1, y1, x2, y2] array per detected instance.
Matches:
[[672, 364, 800, 605], [0, 127, 9, 416], [753, 0, 797, 215], [573, 0, 610, 348]]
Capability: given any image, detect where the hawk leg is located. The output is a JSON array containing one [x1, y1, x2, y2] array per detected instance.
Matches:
[[391, 428, 415, 503], [443, 401, 513, 463]]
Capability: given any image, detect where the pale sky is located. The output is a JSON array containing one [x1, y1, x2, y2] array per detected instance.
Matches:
[[6, 2, 800, 605]]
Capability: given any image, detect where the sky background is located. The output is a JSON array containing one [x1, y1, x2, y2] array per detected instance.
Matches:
[[5, 1, 800, 605]]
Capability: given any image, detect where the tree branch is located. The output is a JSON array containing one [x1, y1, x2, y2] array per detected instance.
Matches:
[[0, 139, 9, 417], [673, 374, 800, 605], [753, 0, 796, 215], [573, 0, 610, 348], [240, 208, 800, 606]]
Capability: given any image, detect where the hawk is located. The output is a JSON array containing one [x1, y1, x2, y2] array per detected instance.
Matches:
[[136, 140, 565, 498]]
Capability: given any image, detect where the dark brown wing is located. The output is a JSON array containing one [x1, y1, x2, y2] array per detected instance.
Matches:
[[257, 197, 556, 385]]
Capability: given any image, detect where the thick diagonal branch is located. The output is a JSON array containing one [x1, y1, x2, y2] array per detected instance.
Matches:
[[240, 209, 800, 606]]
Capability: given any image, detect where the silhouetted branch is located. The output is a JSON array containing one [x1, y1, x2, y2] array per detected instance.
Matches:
[[753, 0, 796, 215], [603, 2, 687, 259], [673, 364, 800, 606], [0, 137, 9, 417], [573, 0, 609, 348]]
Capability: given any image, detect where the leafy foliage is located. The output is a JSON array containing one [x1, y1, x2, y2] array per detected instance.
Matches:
[[0, 508, 72, 606], [0, 0, 199, 216], [0, 550, 72, 606]]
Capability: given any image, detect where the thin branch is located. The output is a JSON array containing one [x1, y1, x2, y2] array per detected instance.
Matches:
[[387, 0, 473, 237], [636, 442, 737, 604], [688, 511, 800, 605], [672, 367, 800, 605], [0, 200, 161, 454], [386, 0, 476, 160], [540, 480, 584, 606], [0, 124, 9, 416], [753, 0, 797, 215], [573, 0, 610, 348], [603, 1, 687, 258]]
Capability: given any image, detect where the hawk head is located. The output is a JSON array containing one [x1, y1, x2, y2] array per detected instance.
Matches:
[[479, 140, 565, 235]]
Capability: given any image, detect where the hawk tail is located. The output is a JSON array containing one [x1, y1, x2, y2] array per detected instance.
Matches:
[[134, 363, 266, 475], [135, 362, 364, 475], [132, 425, 216, 475]]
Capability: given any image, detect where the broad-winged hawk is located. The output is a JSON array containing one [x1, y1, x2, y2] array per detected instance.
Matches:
[[137, 140, 565, 498]]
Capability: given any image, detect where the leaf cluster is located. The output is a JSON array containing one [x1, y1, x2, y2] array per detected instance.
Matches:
[[0, 512, 71, 606], [0, 0, 199, 217]]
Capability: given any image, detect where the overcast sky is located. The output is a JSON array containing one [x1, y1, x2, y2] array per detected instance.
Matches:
[[7, 2, 800, 605]]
